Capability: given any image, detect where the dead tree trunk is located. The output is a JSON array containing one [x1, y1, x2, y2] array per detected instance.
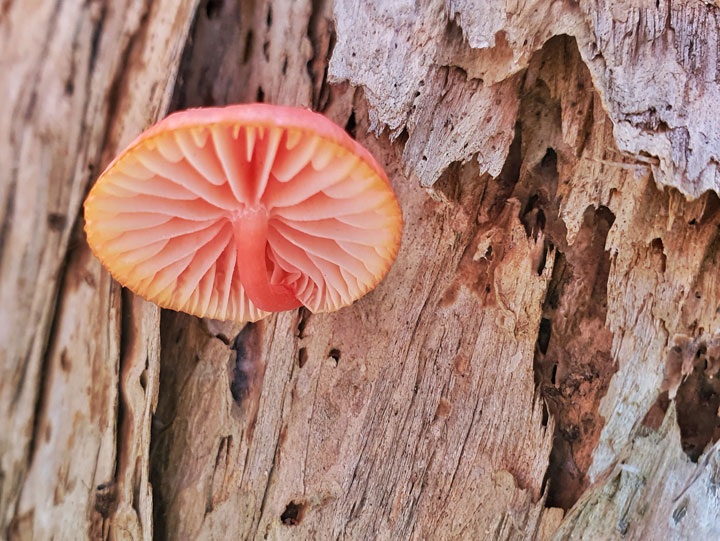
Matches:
[[2, 0, 720, 539]]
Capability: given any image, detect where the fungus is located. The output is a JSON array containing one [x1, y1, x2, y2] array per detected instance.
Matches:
[[84, 104, 402, 322]]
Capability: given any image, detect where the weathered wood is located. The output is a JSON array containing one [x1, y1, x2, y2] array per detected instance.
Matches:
[[0, 0, 199, 537], [354, 0, 720, 197], [329, 1, 720, 537], [3, 0, 720, 539]]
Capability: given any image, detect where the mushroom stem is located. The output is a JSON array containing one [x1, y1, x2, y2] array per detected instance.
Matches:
[[232, 206, 302, 312]]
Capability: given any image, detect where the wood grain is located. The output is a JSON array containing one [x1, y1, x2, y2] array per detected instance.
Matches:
[[0, 0, 199, 537], [2, 0, 720, 539]]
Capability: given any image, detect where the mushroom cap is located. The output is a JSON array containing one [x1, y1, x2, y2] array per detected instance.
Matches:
[[84, 104, 402, 322]]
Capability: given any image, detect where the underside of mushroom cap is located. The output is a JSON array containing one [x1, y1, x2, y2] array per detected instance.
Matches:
[[84, 104, 402, 322]]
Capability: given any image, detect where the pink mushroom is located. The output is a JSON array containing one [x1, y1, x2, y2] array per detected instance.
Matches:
[[84, 104, 402, 322]]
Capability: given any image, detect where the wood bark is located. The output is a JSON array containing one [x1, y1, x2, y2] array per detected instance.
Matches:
[[2, 0, 720, 539]]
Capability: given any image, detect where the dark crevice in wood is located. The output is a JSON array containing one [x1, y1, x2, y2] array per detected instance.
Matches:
[[344, 109, 357, 138], [534, 206, 617, 511], [699, 192, 720, 225], [205, 0, 223, 19], [307, 0, 335, 111], [230, 323, 263, 405], [212, 331, 232, 346], [676, 357, 720, 462], [517, 36, 618, 512], [280, 500, 307, 525], [662, 330, 720, 461], [296, 307, 311, 339], [0, 179, 16, 290], [297, 347, 308, 368], [87, 2, 108, 77], [242, 29, 254, 65], [537, 318, 552, 355], [650, 237, 667, 273], [93, 481, 118, 519]]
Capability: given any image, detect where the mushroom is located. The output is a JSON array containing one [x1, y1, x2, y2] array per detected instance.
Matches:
[[84, 104, 402, 322]]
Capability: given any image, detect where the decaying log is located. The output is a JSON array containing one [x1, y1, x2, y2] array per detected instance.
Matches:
[[2, 0, 720, 539]]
